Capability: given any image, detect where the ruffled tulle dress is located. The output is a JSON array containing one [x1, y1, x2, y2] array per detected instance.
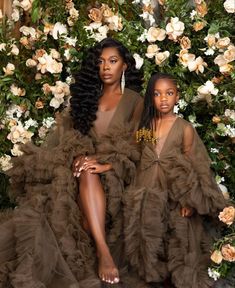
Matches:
[[0, 88, 155, 288], [123, 117, 226, 288]]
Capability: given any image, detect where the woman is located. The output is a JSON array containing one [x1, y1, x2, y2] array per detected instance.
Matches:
[[0, 38, 143, 288]]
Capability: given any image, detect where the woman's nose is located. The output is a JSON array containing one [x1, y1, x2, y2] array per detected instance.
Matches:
[[103, 62, 110, 70]]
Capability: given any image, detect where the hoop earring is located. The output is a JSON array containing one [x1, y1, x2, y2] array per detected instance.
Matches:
[[121, 71, 125, 94]]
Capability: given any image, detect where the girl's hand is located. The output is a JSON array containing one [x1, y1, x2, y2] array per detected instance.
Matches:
[[180, 207, 194, 217], [82, 159, 112, 174]]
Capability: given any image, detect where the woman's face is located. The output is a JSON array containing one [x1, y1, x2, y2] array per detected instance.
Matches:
[[153, 78, 179, 116], [98, 47, 127, 87]]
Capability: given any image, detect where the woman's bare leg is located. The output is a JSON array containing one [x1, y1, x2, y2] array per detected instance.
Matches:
[[78, 171, 119, 284]]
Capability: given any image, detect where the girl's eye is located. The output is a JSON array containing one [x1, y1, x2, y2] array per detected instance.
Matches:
[[167, 91, 174, 96], [154, 92, 160, 97]]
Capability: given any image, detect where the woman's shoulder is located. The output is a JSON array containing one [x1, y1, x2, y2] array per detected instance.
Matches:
[[124, 88, 142, 101]]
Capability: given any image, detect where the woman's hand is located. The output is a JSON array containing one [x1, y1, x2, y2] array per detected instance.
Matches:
[[82, 159, 112, 174], [72, 155, 88, 177], [73, 156, 112, 177], [180, 207, 194, 217]]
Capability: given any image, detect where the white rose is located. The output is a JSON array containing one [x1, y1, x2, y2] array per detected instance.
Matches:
[[214, 54, 228, 67], [52, 22, 68, 39], [10, 84, 26, 97], [11, 8, 20, 22], [133, 53, 144, 69], [166, 17, 185, 40], [19, 26, 36, 38], [147, 27, 166, 43], [155, 51, 170, 66], [0, 43, 6, 51], [49, 97, 64, 109], [20, 0, 33, 11], [197, 80, 218, 96], [224, 0, 235, 13]]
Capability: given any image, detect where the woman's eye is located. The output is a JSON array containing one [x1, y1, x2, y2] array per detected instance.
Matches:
[[110, 59, 117, 64], [154, 92, 160, 97], [97, 59, 103, 65]]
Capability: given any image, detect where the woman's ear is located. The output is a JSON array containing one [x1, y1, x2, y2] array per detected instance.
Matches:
[[123, 63, 127, 72]]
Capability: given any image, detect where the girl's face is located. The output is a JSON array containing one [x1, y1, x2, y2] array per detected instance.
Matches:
[[98, 47, 127, 87], [153, 78, 179, 116]]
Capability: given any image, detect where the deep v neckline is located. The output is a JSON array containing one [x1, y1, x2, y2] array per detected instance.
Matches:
[[154, 117, 179, 158], [90, 89, 126, 138]]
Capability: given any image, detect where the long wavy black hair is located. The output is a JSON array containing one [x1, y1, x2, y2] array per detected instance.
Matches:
[[70, 37, 143, 135], [139, 73, 177, 130]]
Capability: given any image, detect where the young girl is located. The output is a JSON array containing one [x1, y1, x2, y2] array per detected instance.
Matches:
[[124, 73, 226, 288]]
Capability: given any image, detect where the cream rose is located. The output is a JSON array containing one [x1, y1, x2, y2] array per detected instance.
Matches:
[[205, 34, 216, 47], [145, 44, 160, 58], [10, 44, 19, 56], [224, 0, 235, 13], [166, 17, 185, 41], [0, 155, 13, 171], [3, 63, 15, 75], [10, 84, 26, 97], [221, 244, 235, 262], [147, 27, 166, 43], [178, 49, 195, 67], [211, 250, 223, 264], [216, 37, 231, 49], [19, 0, 33, 11], [26, 58, 37, 67], [218, 206, 235, 225], [155, 51, 170, 66], [224, 45, 235, 62], [219, 63, 233, 74], [35, 100, 44, 109], [11, 144, 24, 157], [188, 56, 207, 74]]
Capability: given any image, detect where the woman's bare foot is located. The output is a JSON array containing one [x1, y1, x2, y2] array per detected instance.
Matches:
[[97, 248, 119, 284]]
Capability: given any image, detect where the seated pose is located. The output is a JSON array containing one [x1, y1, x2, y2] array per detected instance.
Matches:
[[0, 38, 144, 288], [124, 73, 226, 288]]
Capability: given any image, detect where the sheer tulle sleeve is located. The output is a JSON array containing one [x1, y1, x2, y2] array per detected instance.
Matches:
[[6, 109, 95, 202], [169, 122, 226, 215]]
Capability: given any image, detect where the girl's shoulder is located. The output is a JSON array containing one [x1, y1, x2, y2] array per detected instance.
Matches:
[[176, 117, 194, 131]]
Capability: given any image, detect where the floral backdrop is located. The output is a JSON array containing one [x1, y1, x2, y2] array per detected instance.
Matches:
[[0, 0, 234, 283]]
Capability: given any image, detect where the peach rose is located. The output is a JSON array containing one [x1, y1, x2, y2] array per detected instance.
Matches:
[[221, 244, 235, 262], [26, 59, 37, 67], [35, 100, 44, 109], [20, 36, 29, 47], [101, 4, 114, 18], [196, 2, 208, 17], [216, 37, 231, 49], [166, 17, 185, 41], [3, 63, 15, 75], [219, 63, 233, 74], [193, 21, 206, 32], [35, 49, 46, 59], [179, 36, 191, 50], [212, 116, 221, 124], [211, 250, 223, 264], [42, 83, 52, 95], [218, 206, 235, 226], [143, 4, 154, 14], [214, 54, 228, 67], [88, 8, 102, 23]]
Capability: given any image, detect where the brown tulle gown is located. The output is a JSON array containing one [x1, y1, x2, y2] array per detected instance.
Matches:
[[0, 88, 156, 288], [124, 117, 226, 288]]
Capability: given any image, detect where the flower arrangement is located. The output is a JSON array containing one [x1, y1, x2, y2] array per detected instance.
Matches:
[[0, 0, 234, 280]]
